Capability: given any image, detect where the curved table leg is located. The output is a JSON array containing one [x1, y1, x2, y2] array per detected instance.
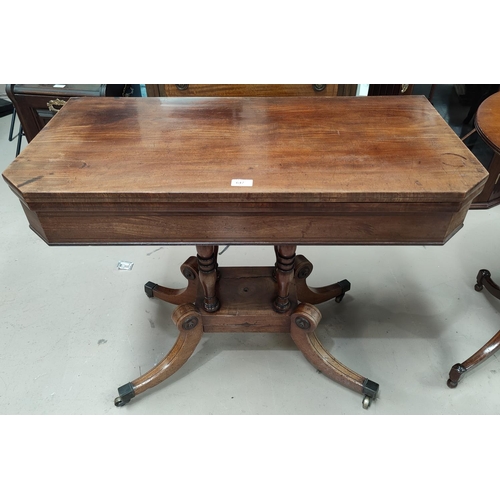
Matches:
[[447, 329, 500, 388], [114, 303, 204, 406], [294, 255, 351, 305], [475, 269, 500, 299], [447, 269, 500, 388], [289, 303, 379, 409], [144, 256, 199, 305]]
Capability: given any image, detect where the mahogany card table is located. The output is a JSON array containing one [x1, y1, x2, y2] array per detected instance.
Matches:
[[2, 96, 488, 409]]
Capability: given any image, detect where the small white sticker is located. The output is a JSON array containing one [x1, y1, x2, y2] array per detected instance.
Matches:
[[117, 261, 134, 270], [53, 84, 66, 88], [231, 179, 253, 187]]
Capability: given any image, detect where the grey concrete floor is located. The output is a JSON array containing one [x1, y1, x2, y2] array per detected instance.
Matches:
[[1, 111, 500, 415]]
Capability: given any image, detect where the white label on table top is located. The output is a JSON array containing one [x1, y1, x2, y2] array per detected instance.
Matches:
[[231, 179, 253, 187], [53, 84, 66, 88]]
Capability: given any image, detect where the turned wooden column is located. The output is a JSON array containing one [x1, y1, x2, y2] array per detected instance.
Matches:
[[273, 245, 296, 313], [196, 245, 220, 312]]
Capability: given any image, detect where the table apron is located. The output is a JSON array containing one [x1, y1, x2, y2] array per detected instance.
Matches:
[[22, 204, 469, 245]]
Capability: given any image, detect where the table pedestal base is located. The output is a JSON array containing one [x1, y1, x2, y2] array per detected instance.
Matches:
[[114, 251, 379, 409]]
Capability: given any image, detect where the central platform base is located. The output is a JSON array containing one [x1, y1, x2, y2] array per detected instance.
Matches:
[[199, 266, 296, 333]]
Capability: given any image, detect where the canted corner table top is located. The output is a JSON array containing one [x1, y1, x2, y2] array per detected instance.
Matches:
[[2, 96, 488, 246]]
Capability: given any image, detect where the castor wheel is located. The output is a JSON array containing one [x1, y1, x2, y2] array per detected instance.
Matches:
[[335, 293, 345, 303], [144, 281, 158, 298], [334, 280, 351, 303], [114, 382, 135, 407], [475, 269, 491, 292], [361, 379, 378, 409], [447, 363, 466, 389]]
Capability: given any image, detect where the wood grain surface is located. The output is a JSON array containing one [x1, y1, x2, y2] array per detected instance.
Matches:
[[147, 84, 341, 97], [476, 91, 500, 154], [2, 96, 488, 246]]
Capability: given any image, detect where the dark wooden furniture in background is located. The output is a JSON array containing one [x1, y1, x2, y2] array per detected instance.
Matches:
[[2, 96, 487, 409], [368, 84, 414, 95], [448, 91, 500, 388], [0, 97, 13, 117], [462, 84, 499, 125], [469, 90, 500, 209], [145, 84, 358, 97], [5, 84, 132, 143]]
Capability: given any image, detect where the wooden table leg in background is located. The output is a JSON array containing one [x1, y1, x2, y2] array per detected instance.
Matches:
[[447, 329, 500, 388], [447, 269, 500, 388]]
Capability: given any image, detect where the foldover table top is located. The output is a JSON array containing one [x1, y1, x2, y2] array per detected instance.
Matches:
[[2, 96, 488, 246]]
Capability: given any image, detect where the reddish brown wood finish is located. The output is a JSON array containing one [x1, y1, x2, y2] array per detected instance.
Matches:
[[273, 245, 296, 313], [472, 154, 500, 208], [294, 255, 348, 304], [447, 93, 500, 387], [0, 96, 489, 407], [447, 330, 500, 388], [2, 96, 488, 246], [148, 256, 199, 305], [196, 245, 220, 312], [448, 269, 500, 388], [123, 256, 376, 407], [289, 304, 367, 394], [121, 303, 204, 401], [473, 91, 500, 208], [146, 84, 342, 97], [476, 92, 500, 155]]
